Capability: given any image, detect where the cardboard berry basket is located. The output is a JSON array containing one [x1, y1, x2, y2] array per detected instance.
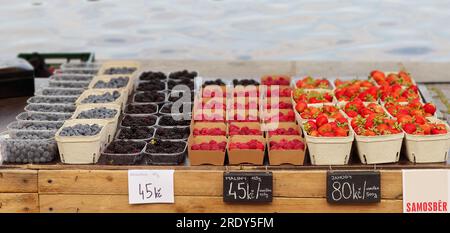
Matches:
[[268, 135, 306, 165], [403, 118, 450, 163], [88, 74, 135, 97], [227, 135, 266, 165], [71, 103, 122, 143], [290, 76, 335, 90], [191, 121, 227, 137], [353, 130, 404, 164], [265, 121, 302, 138], [188, 135, 228, 165], [260, 74, 292, 86], [228, 121, 264, 137], [294, 102, 344, 124], [55, 119, 109, 164], [302, 121, 354, 165], [76, 89, 127, 109], [97, 60, 142, 76]]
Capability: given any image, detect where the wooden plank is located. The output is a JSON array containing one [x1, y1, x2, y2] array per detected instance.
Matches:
[[0, 170, 38, 193], [39, 195, 402, 213], [38, 170, 402, 199], [0, 193, 39, 213]]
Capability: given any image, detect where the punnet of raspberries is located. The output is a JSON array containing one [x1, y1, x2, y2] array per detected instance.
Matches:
[[268, 128, 299, 136], [191, 140, 227, 151], [261, 76, 290, 86], [193, 127, 226, 136], [229, 140, 265, 150], [229, 125, 261, 135], [270, 139, 305, 150]]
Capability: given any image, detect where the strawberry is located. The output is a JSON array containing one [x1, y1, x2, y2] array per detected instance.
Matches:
[[316, 114, 329, 127], [403, 123, 417, 134], [423, 103, 436, 115]]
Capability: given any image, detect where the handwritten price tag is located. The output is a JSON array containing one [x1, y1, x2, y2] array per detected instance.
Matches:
[[128, 170, 174, 204]]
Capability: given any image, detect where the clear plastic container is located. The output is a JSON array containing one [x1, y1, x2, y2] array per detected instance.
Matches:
[[157, 114, 191, 127], [25, 103, 76, 113], [154, 126, 190, 141], [49, 80, 91, 89], [167, 78, 194, 90], [16, 111, 72, 122], [76, 89, 127, 109], [7, 120, 63, 131], [124, 103, 159, 115], [35, 87, 84, 97], [0, 132, 57, 164], [50, 74, 94, 82], [61, 62, 102, 70], [89, 75, 134, 96], [144, 140, 187, 165], [120, 114, 159, 128], [98, 60, 141, 75], [8, 130, 56, 140], [55, 68, 98, 75], [27, 96, 78, 105], [97, 140, 146, 165], [159, 102, 192, 115], [115, 126, 155, 141], [132, 91, 167, 104], [135, 80, 167, 92], [168, 90, 195, 102]]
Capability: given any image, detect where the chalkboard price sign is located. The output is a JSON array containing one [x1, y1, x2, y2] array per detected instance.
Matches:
[[223, 172, 273, 203], [327, 171, 381, 204]]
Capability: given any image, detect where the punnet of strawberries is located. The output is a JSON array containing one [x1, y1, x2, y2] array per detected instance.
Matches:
[[295, 101, 344, 120], [397, 114, 447, 135], [261, 75, 290, 86], [193, 127, 226, 136], [342, 99, 386, 118], [370, 70, 414, 87], [292, 89, 334, 104], [295, 76, 331, 89], [270, 139, 305, 150], [229, 124, 262, 135], [334, 79, 379, 102], [191, 140, 227, 151], [229, 139, 265, 150], [350, 114, 402, 136], [384, 100, 436, 118], [379, 84, 421, 103], [303, 115, 350, 137]]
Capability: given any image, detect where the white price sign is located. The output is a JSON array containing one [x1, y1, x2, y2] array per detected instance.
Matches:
[[128, 170, 175, 204]]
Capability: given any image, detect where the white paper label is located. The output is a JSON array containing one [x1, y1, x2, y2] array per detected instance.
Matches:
[[402, 169, 449, 213], [128, 170, 175, 204]]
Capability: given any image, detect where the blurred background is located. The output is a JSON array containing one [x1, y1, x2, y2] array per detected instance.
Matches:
[[1, 0, 450, 61]]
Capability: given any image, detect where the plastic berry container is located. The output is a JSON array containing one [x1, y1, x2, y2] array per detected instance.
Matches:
[[132, 91, 167, 105], [124, 103, 159, 115], [24, 103, 76, 113], [98, 140, 146, 165], [27, 96, 78, 105], [7, 120, 63, 132], [0, 132, 57, 164], [115, 126, 155, 141], [55, 68, 99, 75], [143, 139, 188, 165], [35, 87, 84, 97], [50, 73, 94, 82], [48, 80, 91, 89], [16, 111, 72, 123]]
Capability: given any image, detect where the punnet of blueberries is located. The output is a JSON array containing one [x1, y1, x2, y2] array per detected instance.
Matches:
[[121, 115, 157, 127], [139, 71, 167, 80], [40, 88, 84, 96], [103, 67, 137, 75], [17, 112, 71, 122], [168, 70, 197, 80], [137, 81, 166, 91], [134, 92, 166, 103], [8, 121, 63, 131], [93, 77, 129, 89], [49, 81, 90, 89], [76, 107, 118, 119], [2, 139, 57, 164], [59, 69, 98, 75], [81, 91, 121, 104], [25, 104, 76, 113], [59, 124, 103, 136], [155, 127, 190, 140], [51, 74, 93, 82], [125, 104, 158, 114], [117, 127, 155, 140], [28, 96, 78, 104]]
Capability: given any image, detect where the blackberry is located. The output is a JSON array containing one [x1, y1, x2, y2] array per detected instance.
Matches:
[[134, 92, 166, 103], [125, 104, 158, 114], [121, 115, 157, 127], [158, 115, 190, 127], [168, 70, 197, 80], [146, 139, 186, 154], [137, 81, 166, 91], [117, 127, 154, 140], [154, 127, 190, 140], [139, 71, 167, 80]]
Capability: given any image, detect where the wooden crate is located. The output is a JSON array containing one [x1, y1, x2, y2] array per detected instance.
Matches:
[[0, 170, 39, 213]]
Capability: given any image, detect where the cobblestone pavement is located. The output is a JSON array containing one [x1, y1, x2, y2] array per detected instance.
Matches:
[[426, 84, 450, 124]]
